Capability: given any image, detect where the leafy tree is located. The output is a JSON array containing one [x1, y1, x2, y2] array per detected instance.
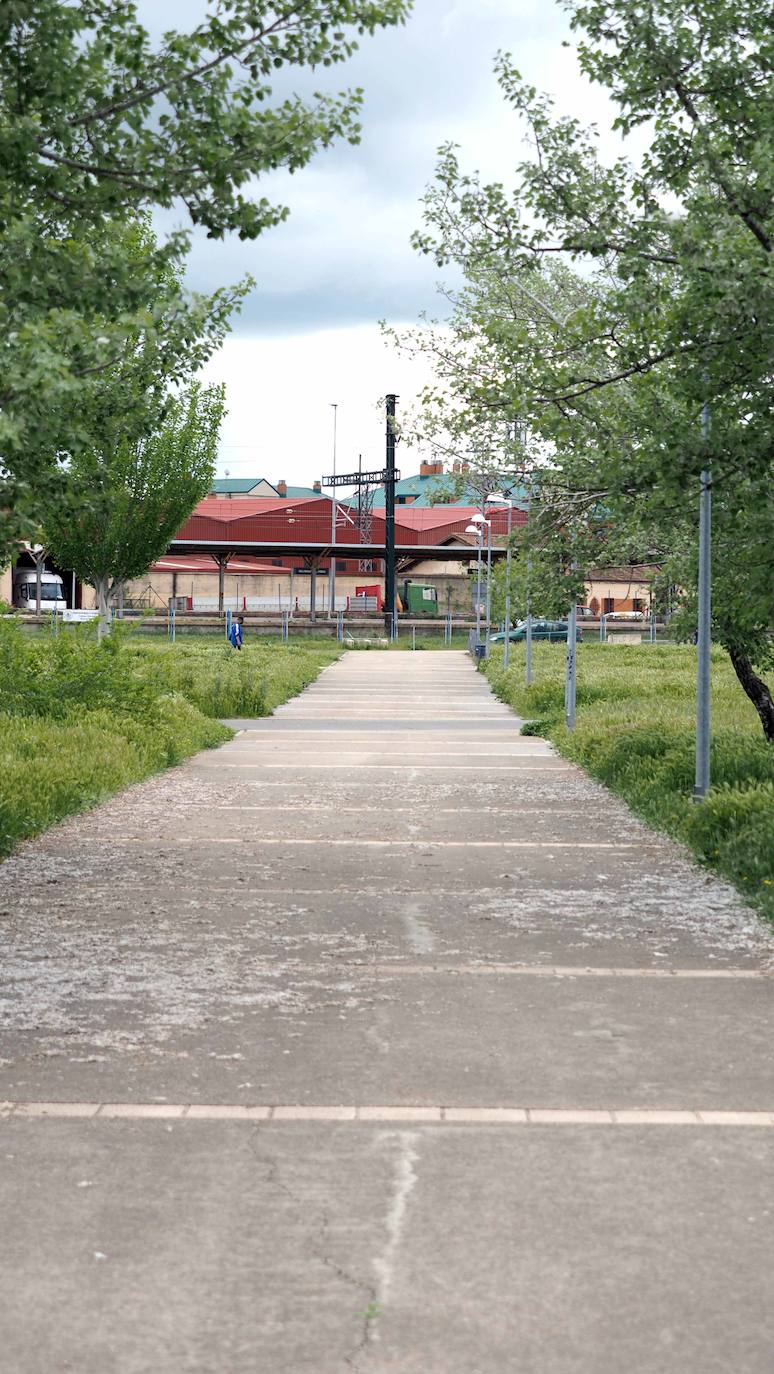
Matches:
[[0, 0, 411, 538], [45, 383, 224, 636], [393, 0, 773, 737]]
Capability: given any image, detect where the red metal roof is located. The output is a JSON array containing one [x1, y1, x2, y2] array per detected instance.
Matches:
[[173, 496, 523, 553]]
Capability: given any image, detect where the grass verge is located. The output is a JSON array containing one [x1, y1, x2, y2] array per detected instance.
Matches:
[[0, 623, 340, 855], [483, 642, 774, 921]]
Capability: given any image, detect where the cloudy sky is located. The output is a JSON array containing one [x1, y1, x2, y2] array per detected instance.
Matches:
[[137, 1, 627, 488]]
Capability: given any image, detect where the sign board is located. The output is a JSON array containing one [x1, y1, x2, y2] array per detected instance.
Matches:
[[322, 469, 399, 487], [63, 609, 99, 622]]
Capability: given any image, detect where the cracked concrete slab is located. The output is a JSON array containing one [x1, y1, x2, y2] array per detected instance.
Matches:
[[1, 650, 772, 1372]]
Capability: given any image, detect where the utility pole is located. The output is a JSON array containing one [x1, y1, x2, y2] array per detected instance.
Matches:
[[503, 501, 513, 669], [329, 403, 338, 616], [484, 517, 493, 656], [694, 400, 712, 800], [525, 481, 534, 686], [384, 394, 397, 638]]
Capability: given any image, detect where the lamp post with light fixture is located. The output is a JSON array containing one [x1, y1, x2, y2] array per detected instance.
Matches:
[[486, 495, 514, 666], [465, 520, 485, 643], [328, 404, 338, 615]]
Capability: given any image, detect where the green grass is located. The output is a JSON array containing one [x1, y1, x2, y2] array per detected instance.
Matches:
[[127, 637, 341, 717], [0, 622, 340, 855], [483, 642, 774, 920]]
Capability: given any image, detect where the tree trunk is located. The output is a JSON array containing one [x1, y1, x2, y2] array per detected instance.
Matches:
[[727, 643, 774, 743], [96, 576, 112, 640]]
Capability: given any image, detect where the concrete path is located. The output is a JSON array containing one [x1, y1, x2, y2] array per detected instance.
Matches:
[[1, 651, 772, 1372]]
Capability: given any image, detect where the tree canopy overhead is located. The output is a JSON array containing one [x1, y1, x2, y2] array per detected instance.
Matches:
[[2, 1, 411, 239], [0, 1, 411, 544], [392, 0, 773, 736]]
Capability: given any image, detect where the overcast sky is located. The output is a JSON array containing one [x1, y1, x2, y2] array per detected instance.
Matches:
[[137, 1, 627, 488]]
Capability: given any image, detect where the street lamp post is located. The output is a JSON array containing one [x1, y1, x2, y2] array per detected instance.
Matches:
[[504, 501, 513, 668], [465, 523, 484, 642], [525, 481, 534, 686], [329, 403, 337, 616], [486, 495, 514, 666], [484, 517, 493, 654]]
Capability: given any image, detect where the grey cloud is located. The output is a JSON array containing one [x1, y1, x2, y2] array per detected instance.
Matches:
[[137, 0, 573, 334]]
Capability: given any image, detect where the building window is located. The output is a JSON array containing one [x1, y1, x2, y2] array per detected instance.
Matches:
[[603, 597, 615, 614], [632, 597, 643, 612]]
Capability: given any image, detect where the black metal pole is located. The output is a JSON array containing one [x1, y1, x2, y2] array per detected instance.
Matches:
[[384, 394, 397, 635]]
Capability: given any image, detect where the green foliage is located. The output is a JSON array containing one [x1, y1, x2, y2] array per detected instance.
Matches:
[[0, 2, 410, 541], [0, 621, 340, 854], [44, 380, 225, 628], [129, 639, 343, 718], [394, 0, 773, 732], [484, 642, 774, 918], [0, 704, 229, 857]]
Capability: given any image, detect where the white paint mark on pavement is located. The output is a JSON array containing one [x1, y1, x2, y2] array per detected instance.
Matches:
[[371, 1132, 421, 1326], [399, 904, 436, 954], [3, 1103, 773, 1125]]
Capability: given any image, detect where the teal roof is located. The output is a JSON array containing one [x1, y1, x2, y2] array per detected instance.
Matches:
[[362, 471, 531, 510], [211, 477, 277, 495], [283, 485, 322, 499]]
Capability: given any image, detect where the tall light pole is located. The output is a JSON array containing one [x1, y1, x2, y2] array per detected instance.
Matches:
[[484, 517, 494, 653], [525, 479, 534, 686], [329, 403, 338, 616], [466, 522, 484, 642], [694, 401, 712, 800], [487, 495, 513, 666], [503, 501, 513, 668]]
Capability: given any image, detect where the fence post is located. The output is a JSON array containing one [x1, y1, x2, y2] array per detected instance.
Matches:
[[412, 626, 416, 651], [281, 610, 289, 643], [600, 615, 607, 643], [337, 610, 344, 643], [226, 607, 232, 643]]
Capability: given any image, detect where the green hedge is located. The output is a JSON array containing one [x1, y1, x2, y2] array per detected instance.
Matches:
[[484, 643, 774, 920]]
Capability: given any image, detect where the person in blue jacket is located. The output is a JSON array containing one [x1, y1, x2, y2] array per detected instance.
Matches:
[[229, 615, 244, 650]]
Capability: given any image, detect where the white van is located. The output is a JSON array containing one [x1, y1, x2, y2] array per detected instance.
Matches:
[[12, 567, 67, 613]]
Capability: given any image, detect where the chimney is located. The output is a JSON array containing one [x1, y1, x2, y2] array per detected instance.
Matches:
[[277, 479, 287, 497], [313, 480, 322, 493], [420, 461, 432, 477]]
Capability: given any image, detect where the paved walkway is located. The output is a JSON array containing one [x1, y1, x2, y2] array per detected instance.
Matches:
[[1, 651, 772, 1372]]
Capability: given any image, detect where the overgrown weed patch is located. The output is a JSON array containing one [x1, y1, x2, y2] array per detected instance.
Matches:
[[485, 642, 774, 920], [0, 622, 339, 854]]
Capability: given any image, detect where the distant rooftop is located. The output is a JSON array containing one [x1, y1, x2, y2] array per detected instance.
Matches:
[[211, 477, 278, 496]]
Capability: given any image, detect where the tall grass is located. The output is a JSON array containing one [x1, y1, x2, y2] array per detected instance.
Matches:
[[0, 622, 339, 855], [484, 642, 774, 920], [128, 637, 341, 717]]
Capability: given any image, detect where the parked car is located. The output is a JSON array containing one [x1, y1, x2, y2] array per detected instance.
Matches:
[[576, 606, 596, 619], [606, 610, 645, 621], [490, 619, 584, 644]]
